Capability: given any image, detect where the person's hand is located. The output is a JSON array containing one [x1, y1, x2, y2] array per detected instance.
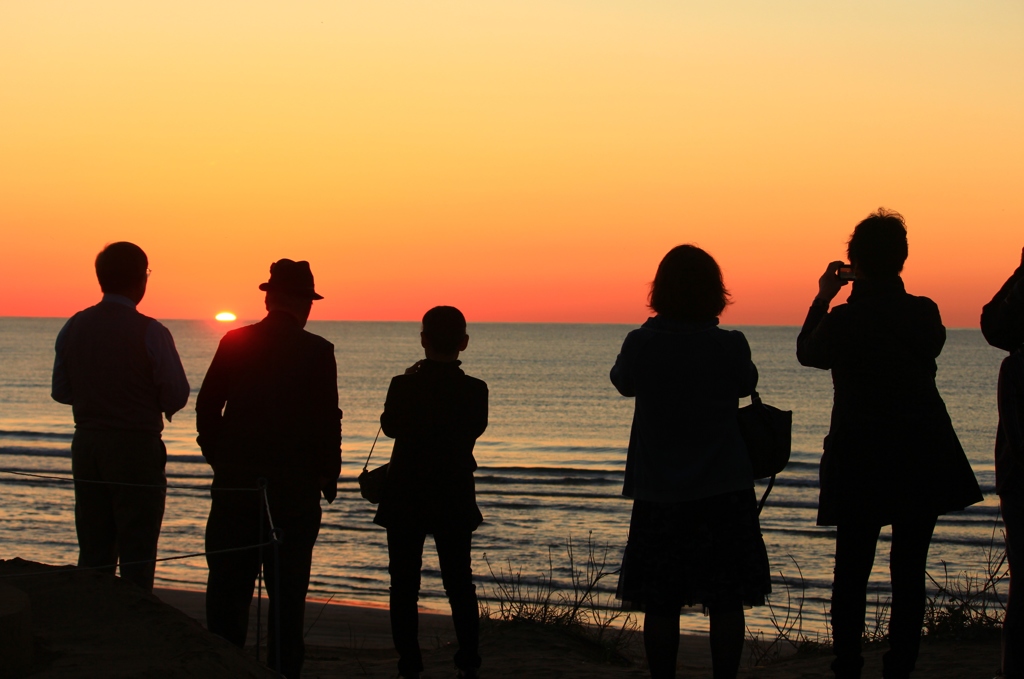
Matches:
[[816, 261, 848, 305], [404, 360, 425, 375], [320, 476, 337, 504]]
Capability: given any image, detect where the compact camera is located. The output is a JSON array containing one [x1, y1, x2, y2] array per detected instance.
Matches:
[[837, 265, 856, 282]]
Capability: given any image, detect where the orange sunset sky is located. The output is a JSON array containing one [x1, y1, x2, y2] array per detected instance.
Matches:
[[2, 1, 1022, 326]]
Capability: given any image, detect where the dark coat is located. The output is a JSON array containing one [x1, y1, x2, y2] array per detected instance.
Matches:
[[797, 277, 982, 526], [373, 359, 488, 533], [195, 311, 342, 510], [610, 316, 758, 502], [981, 265, 1024, 498]]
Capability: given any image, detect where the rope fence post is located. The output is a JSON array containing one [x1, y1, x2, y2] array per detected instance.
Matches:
[[273, 531, 281, 674], [256, 478, 267, 664], [262, 484, 282, 675]]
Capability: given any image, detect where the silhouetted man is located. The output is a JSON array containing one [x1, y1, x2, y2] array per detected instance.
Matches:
[[51, 241, 189, 592], [197, 259, 341, 679], [981, 246, 1024, 679]]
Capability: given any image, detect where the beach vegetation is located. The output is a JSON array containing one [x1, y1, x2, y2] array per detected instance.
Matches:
[[478, 525, 1010, 671], [747, 522, 1010, 668], [922, 524, 1008, 641], [481, 532, 639, 664], [745, 556, 832, 666]]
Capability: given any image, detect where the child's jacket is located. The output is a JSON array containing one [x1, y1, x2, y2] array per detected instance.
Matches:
[[374, 359, 488, 533]]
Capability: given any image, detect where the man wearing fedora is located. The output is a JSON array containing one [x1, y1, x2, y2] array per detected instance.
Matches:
[[196, 259, 342, 679]]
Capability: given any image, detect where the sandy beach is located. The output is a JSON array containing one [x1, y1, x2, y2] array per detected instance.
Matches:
[[0, 558, 1001, 678]]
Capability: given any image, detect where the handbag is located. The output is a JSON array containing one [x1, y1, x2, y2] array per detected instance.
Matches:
[[357, 426, 389, 504], [737, 390, 792, 514]]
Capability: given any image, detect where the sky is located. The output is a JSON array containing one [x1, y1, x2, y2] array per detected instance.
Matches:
[[2, 1, 1022, 326]]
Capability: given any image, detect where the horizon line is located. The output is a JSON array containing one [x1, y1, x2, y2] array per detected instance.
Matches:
[[0, 314, 983, 330]]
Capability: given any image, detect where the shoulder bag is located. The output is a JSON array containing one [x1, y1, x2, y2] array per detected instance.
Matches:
[[737, 390, 792, 514], [358, 426, 389, 504]]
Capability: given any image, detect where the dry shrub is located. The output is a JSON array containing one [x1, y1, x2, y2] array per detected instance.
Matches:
[[482, 532, 639, 663]]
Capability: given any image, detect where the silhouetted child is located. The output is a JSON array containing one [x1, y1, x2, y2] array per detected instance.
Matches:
[[373, 306, 488, 679]]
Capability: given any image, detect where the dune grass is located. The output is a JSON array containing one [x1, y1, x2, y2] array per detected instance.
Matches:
[[746, 520, 1010, 667], [481, 533, 639, 664], [479, 521, 1010, 670]]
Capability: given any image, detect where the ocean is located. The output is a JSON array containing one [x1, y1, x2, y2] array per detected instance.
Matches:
[[0, 317, 1008, 635]]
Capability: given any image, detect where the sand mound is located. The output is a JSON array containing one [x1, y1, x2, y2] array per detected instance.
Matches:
[[0, 559, 277, 678]]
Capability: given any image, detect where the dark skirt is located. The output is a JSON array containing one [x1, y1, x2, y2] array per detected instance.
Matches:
[[616, 488, 772, 612]]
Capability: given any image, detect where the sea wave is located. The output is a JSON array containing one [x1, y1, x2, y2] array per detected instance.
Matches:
[[475, 441, 626, 455], [475, 474, 619, 487], [0, 446, 70, 458], [0, 446, 208, 466], [0, 430, 74, 441], [770, 476, 821, 488], [477, 490, 619, 502], [475, 465, 619, 475], [779, 460, 819, 471]]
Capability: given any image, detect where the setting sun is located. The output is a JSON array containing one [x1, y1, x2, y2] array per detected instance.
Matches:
[[214, 312, 237, 322]]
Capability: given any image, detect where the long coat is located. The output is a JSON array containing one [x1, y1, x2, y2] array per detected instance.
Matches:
[[981, 263, 1024, 498], [373, 359, 488, 533], [797, 277, 982, 526]]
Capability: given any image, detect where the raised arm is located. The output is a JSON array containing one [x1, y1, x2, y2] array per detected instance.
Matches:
[[981, 247, 1024, 352], [796, 261, 847, 369]]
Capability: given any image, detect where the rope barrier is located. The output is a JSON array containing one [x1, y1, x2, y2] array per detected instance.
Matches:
[[0, 468, 272, 492], [0, 540, 277, 580]]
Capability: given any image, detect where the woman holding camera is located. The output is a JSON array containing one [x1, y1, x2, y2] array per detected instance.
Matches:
[[611, 244, 771, 679], [797, 209, 982, 679]]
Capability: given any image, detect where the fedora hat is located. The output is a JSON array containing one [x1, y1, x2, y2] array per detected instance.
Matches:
[[258, 259, 324, 300]]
